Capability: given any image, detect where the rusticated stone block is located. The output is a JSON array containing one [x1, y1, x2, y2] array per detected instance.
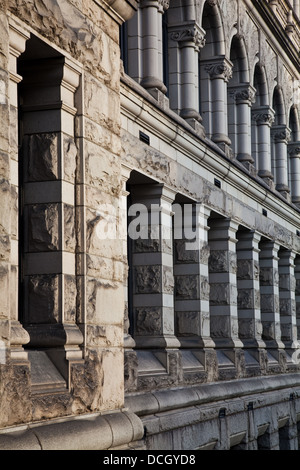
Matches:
[[0, 363, 31, 428], [27, 274, 59, 324], [280, 298, 295, 316], [10, 184, 18, 240], [163, 266, 174, 294], [260, 294, 279, 313], [135, 307, 162, 335], [134, 265, 161, 294], [27, 203, 59, 252], [209, 283, 237, 305], [175, 311, 200, 336], [259, 267, 279, 286], [210, 315, 235, 338], [238, 318, 255, 339], [175, 275, 199, 300], [134, 235, 160, 253], [64, 275, 76, 322], [279, 274, 296, 292], [174, 239, 198, 263], [64, 204, 76, 252], [63, 135, 77, 182], [237, 288, 254, 309], [24, 133, 59, 182], [237, 259, 259, 280], [209, 250, 236, 273], [262, 322, 275, 340], [0, 263, 9, 317], [0, 179, 11, 235]]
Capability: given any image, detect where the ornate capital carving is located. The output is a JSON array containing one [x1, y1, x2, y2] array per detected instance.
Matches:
[[252, 108, 275, 126], [272, 126, 291, 144], [204, 61, 233, 82], [141, 0, 169, 11], [229, 85, 256, 104], [288, 142, 300, 157], [170, 25, 206, 50]]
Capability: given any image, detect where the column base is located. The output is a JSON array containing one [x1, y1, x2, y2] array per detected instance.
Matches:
[[10, 321, 30, 363], [134, 334, 181, 349], [236, 152, 254, 164]]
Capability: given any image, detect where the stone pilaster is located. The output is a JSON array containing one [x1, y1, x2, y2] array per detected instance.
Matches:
[[252, 106, 275, 186], [173, 203, 217, 380], [208, 217, 244, 377], [129, 183, 180, 350], [278, 249, 300, 365], [229, 85, 256, 166], [236, 230, 267, 372], [271, 125, 291, 199], [288, 142, 300, 206], [259, 240, 286, 369], [204, 58, 233, 153], [8, 18, 31, 362], [168, 23, 206, 137], [18, 53, 83, 384]]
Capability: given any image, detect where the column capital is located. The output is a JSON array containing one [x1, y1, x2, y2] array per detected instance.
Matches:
[[271, 125, 291, 144], [169, 24, 206, 51], [252, 106, 275, 127], [204, 58, 233, 82], [140, 0, 169, 11], [288, 141, 300, 157], [229, 84, 256, 105]]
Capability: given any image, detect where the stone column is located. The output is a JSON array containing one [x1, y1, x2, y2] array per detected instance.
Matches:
[[236, 230, 267, 370], [129, 183, 180, 350], [208, 217, 244, 376], [293, 0, 300, 17], [272, 125, 291, 198], [288, 142, 300, 206], [173, 204, 217, 379], [294, 257, 300, 343], [19, 55, 83, 382], [278, 249, 299, 364], [121, 164, 138, 392], [259, 240, 286, 367], [229, 85, 256, 166], [204, 58, 233, 152], [8, 18, 31, 362], [252, 107, 275, 185], [140, 0, 169, 99], [169, 24, 206, 136]]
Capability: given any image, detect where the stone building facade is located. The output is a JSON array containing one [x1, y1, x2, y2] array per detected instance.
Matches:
[[0, 0, 300, 451]]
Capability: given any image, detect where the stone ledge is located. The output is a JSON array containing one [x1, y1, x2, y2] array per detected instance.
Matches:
[[125, 373, 300, 417], [0, 410, 144, 450]]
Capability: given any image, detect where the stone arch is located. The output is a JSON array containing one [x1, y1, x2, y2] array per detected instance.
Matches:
[[200, 0, 226, 59], [253, 63, 269, 107], [272, 86, 287, 126]]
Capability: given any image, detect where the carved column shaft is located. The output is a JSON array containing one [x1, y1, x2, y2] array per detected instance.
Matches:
[[204, 59, 233, 148], [140, 0, 168, 95], [271, 125, 291, 194], [169, 24, 205, 131], [229, 85, 256, 164], [288, 143, 300, 204], [252, 106, 275, 182]]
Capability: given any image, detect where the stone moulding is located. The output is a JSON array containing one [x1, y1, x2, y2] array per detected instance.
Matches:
[[0, 410, 144, 450], [101, 0, 138, 22], [125, 373, 300, 417]]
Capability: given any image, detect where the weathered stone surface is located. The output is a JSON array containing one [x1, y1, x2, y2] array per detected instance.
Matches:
[[64, 204, 76, 251], [210, 284, 237, 306], [237, 259, 259, 280], [64, 274, 76, 322], [209, 250, 237, 273], [135, 307, 162, 335], [28, 203, 59, 252], [175, 275, 199, 300], [27, 274, 59, 324], [175, 311, 200, 336], [134, 265, 161, 294], [174, 239, 199, 263], [260, 267, 279, 286], [0, 363, 31, 428], [24, 133, 59, 182], [63, 135, 77, 182], [260, 294, 279, 313], [0, 263, 9, 317]]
